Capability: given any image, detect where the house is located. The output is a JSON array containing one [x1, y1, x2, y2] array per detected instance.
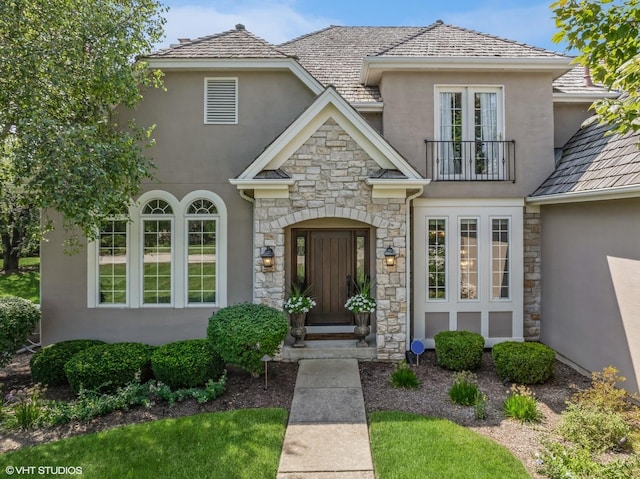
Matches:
[[39, 22, 640, 390]]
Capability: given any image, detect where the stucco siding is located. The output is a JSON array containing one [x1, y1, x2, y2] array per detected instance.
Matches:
[[553, 103, 592, 149], [540, 199, 640, 393], [40, 69, 316, 346], [380, 71, 556, 198]]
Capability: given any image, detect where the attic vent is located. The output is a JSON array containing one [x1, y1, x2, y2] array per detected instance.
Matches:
[[204, 77, 238, 124]]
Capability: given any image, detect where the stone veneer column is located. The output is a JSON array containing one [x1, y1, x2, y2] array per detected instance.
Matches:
[[523, 208, 541, 340], [252, 118, 408, 360]]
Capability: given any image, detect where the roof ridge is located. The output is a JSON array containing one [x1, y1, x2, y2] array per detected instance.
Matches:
[[278, 25, 339, 47], [441, 22, 568, 57], [374, 22, 439, 56]]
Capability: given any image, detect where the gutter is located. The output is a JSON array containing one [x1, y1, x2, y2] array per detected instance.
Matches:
[[405, 187, 424, 351]]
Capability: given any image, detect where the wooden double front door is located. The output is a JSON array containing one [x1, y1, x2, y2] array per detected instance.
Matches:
[[292, 229, 369, 326]]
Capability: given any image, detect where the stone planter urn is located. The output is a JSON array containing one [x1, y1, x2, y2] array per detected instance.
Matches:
[[353, 312, 371, 347], [289, 313, 307, 348]]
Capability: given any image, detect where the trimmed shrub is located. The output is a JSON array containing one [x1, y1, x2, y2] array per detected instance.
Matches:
[[0, 297, 41, 368], [64, 342, 156, 394], [30, 339, 106, 386], [434, 330, 484, 371], [151, 339, 225, 389], [492, 341, 555, 384], [207, 303, 288, 376]]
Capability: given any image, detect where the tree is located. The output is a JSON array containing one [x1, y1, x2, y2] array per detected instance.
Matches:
[[0, 0, 166, 251], [552, 0, 640, 135]]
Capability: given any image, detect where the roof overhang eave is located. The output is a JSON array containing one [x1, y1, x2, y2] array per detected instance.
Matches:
[[553, 91, 620, 103], [527, 183, 640, 205], [361, 56, 574, 85]]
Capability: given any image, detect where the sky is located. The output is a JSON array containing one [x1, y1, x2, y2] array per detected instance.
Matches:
[[158, 0, 571, 53]]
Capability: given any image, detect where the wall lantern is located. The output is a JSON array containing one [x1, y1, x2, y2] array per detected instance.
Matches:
[[384, 246, 397, 267], [261, 246, 275, 271]]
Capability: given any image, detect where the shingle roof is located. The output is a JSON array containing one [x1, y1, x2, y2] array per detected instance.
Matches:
[[148, 24, 289, 59], [375, 22, 566, 58], [279, 26, 424, 102], [532, 119, 640, 197], [553, 65, 612, 96]]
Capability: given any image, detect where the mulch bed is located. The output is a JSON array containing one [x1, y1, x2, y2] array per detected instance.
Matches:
[[1, 350, 594, 479]]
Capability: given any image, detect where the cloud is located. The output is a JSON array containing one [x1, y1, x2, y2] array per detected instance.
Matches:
[[158, 1, 337, 49]]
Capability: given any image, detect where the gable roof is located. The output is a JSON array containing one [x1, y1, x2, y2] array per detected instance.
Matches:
[[279, 22, 573, 103], [529, 119, 640, 204], [230, 86, 428, 192], [148, 24, 290, 59]]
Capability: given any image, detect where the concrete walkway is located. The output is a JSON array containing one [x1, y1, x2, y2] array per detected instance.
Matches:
[[277, 359, 375, 479]]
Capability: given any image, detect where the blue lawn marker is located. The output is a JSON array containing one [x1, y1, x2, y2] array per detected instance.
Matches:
[[410, 339, 426, 366]]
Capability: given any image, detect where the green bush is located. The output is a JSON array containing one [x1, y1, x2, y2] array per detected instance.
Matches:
[[30, 339, 106, 386], [448, 371, 481, 406], [492, 341, 555, 384], [207, 303, 288, 376], [389, 362, 420, 389], [151, 339, 225, 389], [557, 403, 631, 452], [0, 297, 41, 367], [64, 342, 156, 394], [503, 385, 542, 423], [434, 330, 484, 371]]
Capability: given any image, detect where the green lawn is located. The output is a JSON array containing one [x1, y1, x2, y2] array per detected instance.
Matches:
[[0, 257, 40, 303], [369, 411, 531, 479], [0, 409, 288, 479]]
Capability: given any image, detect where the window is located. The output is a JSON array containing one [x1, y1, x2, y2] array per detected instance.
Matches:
[[436, 86, 504, 179], [98, 219, 128, 305], [459, 218, 478, 300], [427, 219, 447, 300], [204, 77, 237, 124], [88, 190, 227, 309], [186, 199, 218, 304], [491, 218, 510, 299]]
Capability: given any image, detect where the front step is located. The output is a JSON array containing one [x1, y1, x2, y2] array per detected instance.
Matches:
[[282, 339, 377, 360]]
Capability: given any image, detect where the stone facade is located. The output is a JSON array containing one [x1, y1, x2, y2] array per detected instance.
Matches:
[[523, 208, 541, 340], [253, 118, 408, 360]]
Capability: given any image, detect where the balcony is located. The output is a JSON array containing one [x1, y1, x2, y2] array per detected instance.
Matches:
[[425, 140, 516, 182]]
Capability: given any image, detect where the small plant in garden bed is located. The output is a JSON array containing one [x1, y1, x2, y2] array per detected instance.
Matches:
[[389, 362, 420, 389], [503, 384, 542, 423], [2, 384, 47, 430], [448, 371, 482, 406]]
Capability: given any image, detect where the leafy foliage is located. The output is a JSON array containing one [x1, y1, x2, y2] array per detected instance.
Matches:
[[552, 0, 640, 136], [537, 440, 640, 479], [150, 339, 225, 390], [30, 339, 106, 386], [503, 384, 543, 423], [0, 296, 40, 367], [64, 342, 156, 394], [492, 341, 555, 384], [207, 303, 288, 376], [283, 283, 316, 314], [434, 330, 484, 371], [558, 403, 630, 452], [0, 0, 166, 247], [448, 371, 482, 406], [2, 384, 46, 430], [389, 362, 420, 389]]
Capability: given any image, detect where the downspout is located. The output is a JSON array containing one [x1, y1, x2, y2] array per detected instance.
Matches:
[[238, 189, 256, 302], [405, 186, 424, 351]]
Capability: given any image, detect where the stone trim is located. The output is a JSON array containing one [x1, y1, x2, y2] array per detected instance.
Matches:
[[523, 209, 541, 340]]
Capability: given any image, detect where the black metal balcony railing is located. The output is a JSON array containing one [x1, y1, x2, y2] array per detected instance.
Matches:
[[425, 140, 516, 182]]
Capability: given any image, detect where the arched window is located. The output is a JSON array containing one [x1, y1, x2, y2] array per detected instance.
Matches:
[[141, 198, 174, 305], [185, 199, 218, 304]]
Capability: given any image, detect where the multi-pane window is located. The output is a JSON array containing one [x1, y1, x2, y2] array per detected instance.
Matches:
[[98, 219, 128, 305], [428, 219, 447, 299], [491, 218, 510, 299], [459, 219, 478, 300], [142, 200, 173, 305], [437, 86, 503, 179], [186, 199, 217, 304]]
